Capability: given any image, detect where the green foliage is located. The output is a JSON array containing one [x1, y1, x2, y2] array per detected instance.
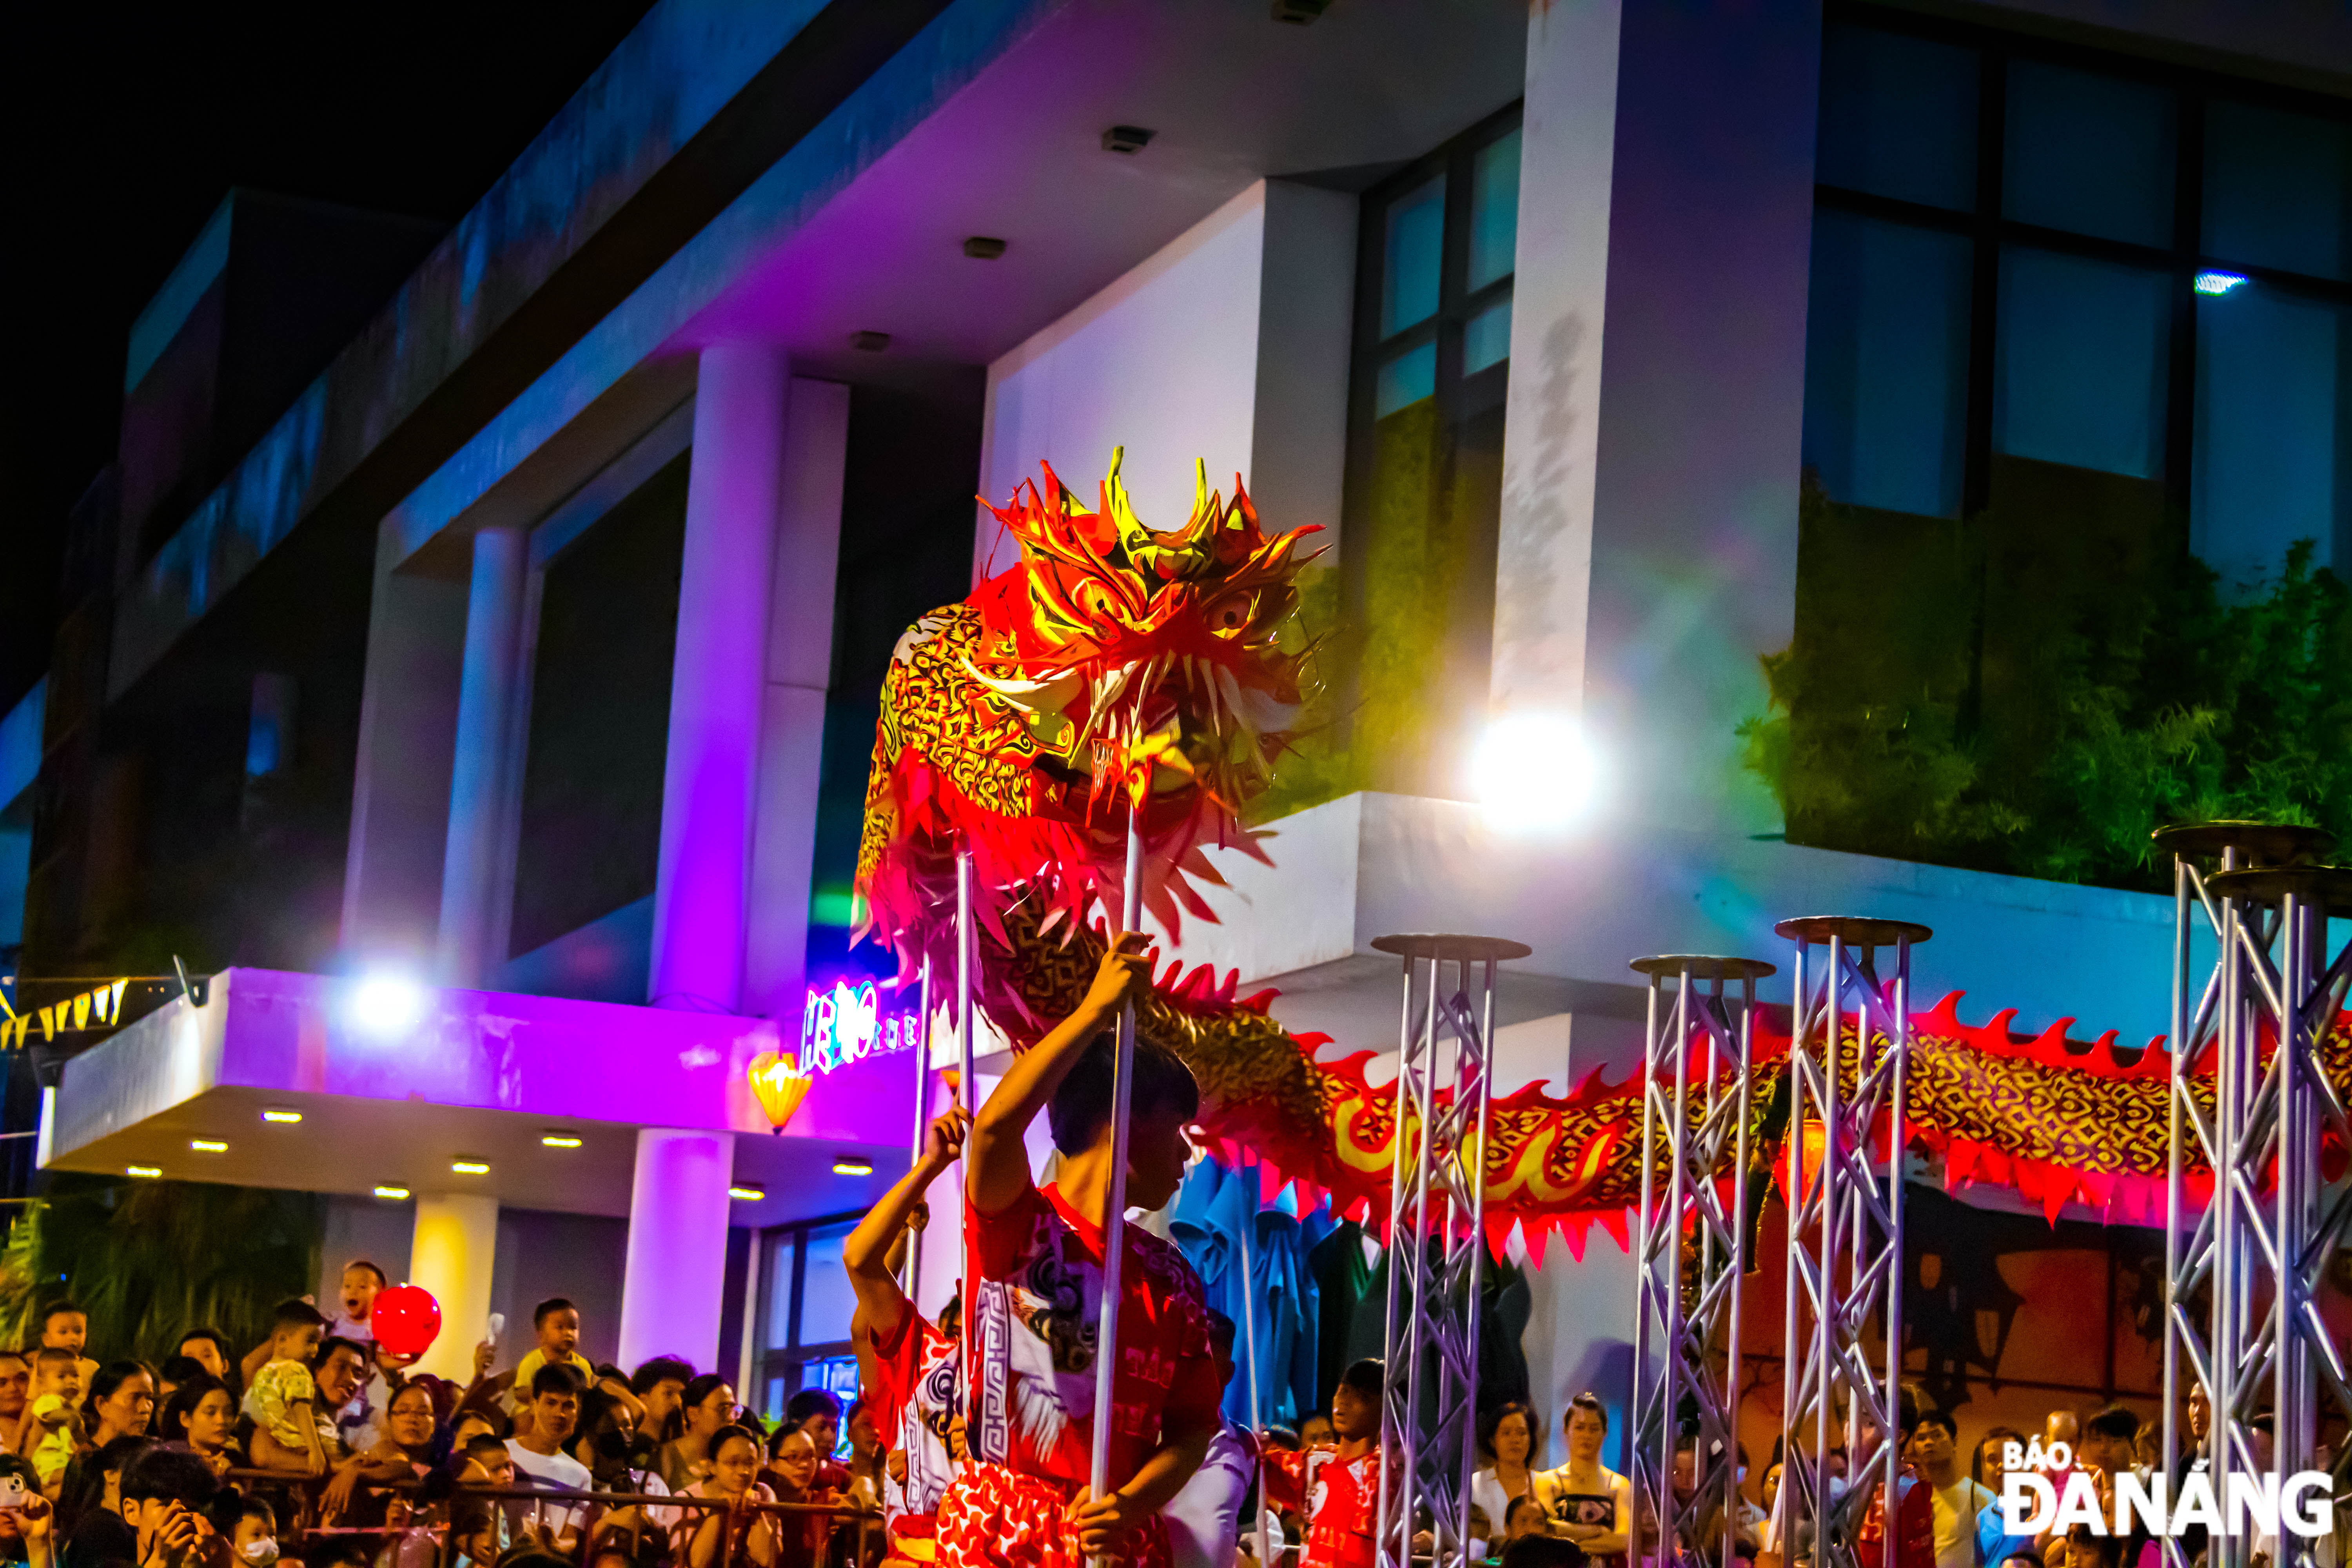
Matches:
[[0, 1176, 321, 1362], [1742, 475, 2352, 891]]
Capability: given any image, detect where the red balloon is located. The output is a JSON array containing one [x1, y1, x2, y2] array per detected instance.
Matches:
[[370, 1285, 441, 1358]]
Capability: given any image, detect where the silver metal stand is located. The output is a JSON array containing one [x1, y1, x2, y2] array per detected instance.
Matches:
[[1627, 955, 1772, 1568], [2154, 822, 2352, 1568], [904, 951, 932, 1302], [1370, 934, 1529, 1568], [1774, 916, 1929, 1568]]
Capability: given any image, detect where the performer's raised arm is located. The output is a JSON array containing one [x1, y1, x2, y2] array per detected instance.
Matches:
[[966, 931, 1151, 1216], [844, 1106, 966, 1348]]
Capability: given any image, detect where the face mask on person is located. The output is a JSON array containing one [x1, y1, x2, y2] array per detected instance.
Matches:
[[238, 1537, 279, 1567]]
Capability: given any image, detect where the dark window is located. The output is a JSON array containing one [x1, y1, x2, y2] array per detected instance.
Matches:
[[508, 454, 688, 956], [1805, 10, 2352, 588], [1334, 103, 1521, 803], [755, 1214, 862, 1421]]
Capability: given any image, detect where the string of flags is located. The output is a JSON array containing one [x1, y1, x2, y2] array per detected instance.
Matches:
[[0, 980, 131, 1051]]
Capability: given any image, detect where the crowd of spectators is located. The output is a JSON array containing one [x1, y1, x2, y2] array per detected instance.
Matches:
[[0, 1270, 883, 1568]]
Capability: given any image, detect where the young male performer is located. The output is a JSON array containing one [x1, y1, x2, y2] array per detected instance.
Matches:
[[939, 933, 1221, 1568], [845, 1106, 969, 1544], [1263, 1359, 1385, 1568]]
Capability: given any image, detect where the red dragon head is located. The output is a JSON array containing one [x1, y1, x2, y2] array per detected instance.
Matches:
[[855, 449, 1322, 998]]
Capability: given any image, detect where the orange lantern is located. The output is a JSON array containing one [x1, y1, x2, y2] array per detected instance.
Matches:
[[747, 1050, 813, 1134]]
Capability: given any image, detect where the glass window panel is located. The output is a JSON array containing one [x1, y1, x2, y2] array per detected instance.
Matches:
[[1994, 246, 2170, 480], [763, 1376, 784, 1422], [1467, 130, 1521, 290], [1463, 298, 1512, 376], [1816, 23, 1980, 211], [1375, 343, 1437, 417], [1380, 176, 1445, 338], [764, 1234, 798, 1349], [795, 1223, 858, 1347], [2003, 61, 2176, 247], [1800, 212, 1973, 518], [2194, 284, 2352, 589], [2205, 100, 2352, 283]]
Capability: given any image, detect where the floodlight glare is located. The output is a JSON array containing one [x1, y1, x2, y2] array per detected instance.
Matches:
[[347, 973, 428, 1038], [1472, 711, 1600, 832]]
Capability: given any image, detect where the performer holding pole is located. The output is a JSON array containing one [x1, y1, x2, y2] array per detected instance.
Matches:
[[936, 809, 1221, 1568]]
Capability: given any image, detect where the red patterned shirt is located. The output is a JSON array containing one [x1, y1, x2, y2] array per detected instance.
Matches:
[[867, 1311, 960, 1520], [1263, 1446, 1382, 1568], [965, 1181, 1220, 1492]]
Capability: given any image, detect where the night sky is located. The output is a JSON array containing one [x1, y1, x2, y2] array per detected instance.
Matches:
[[0, 2, 659, 714]]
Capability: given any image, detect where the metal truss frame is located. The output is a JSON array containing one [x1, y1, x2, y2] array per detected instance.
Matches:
[[1627, 955, 1772, 1568], [2157, 824, 2352, 1568], [1371, 933, 1530, 1568], [1776, 916, 1930, 1568]]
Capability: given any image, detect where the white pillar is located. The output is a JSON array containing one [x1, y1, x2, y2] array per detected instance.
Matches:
[[1492, 0, 1820, 836], [649, 345, 790, 1013], [617, 1128, 737, 1373], [742, 378, 850, 1019], [343, 522, 468, 967], [408, 1193, 498, 1382], [436, 528, 529, 985]]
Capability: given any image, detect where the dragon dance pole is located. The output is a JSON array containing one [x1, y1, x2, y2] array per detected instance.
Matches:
[[957, 849, 976, 1375], [1087, 811, 1145, 1568], [1236, 1174, 1269, 1568], [905, 951, 931, 1302]]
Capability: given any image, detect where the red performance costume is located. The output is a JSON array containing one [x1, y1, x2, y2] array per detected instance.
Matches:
[[868, 1312, 962, 1557], [1262, 1447, 1382, 1568], [937, 1181, 1219, 1568]]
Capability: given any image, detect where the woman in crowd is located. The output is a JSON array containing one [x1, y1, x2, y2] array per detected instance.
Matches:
[[764, 1427, 851, 1568], [1472, 1403, 1543, 1535], [1537, 1394, 1631, 1565], [0, 1454, 57, 1568], [685, 1424, 779, 1568], [157, 1375, 240, 1476], [658, 1375, 738, 1494], [78, 1365, 153, 1452], [841, 1396, 886, 1515]]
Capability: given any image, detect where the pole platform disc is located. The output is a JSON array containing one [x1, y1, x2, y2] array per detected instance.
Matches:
[[1370, 933, 1533, 962], [2205, 864, 2352, 909], [2152, 819, 2335, 864], [1628, 954, 1777, 980], [1772, 915, 1933, 946]]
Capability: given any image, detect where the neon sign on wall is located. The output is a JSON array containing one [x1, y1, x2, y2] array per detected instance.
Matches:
[[801, 978, 922, 1075]]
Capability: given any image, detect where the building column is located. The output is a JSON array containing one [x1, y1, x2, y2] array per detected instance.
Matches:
[[617, 1128, 736, 1371], [408, 1193, 498, 1382], [649, 345, 790, 1013], [342, 522, 467, 967], [1492, 0, 1820, 836], [436, 528, 529, 986], [742, 378, 849, 1020]]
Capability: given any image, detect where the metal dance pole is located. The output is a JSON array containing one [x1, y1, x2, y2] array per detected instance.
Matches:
[[1086, 815, 1146, 1568], [1775, 916, 1929, 1568], [1236, 1173, 1270, 1568], [1370, 933, 1525, 1568], [906, 951, 933, 1302], [1626, 955, 1770, 1568], [957, 849, 977, 1374]]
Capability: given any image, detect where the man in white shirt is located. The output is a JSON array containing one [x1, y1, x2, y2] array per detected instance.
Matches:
[[1908, 1413, 1993, 1568], [506, 1364, 593, 1551]]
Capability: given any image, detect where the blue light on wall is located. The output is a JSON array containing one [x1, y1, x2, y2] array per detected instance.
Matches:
[[2195, 271, 2249, 295]]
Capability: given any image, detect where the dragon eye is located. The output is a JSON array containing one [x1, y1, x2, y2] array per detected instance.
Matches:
[[1209, 596, 1253, 636]]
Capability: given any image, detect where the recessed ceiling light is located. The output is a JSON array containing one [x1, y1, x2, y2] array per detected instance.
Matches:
[[261, 1109, 302, 1124], [1102, 125, 1154, 154], [833, 1158, 874, 1177], [450, 1159, 490, 1175], [189, 1139, 227, 1153], [848, 330, 891, 353], [373, 1185, 411, 1201], [540, 1134, 583, 1149], [728, 1186, 766, 1202], [126, 1166, 162, 1179], [963, 236, 1007, 260]]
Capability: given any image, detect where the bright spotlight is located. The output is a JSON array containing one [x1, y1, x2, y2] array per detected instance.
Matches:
[[1472, 712, 1600, 833], [347, 973, 428, 1038]]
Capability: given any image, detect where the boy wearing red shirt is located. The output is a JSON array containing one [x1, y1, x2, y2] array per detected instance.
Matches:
[[940, 933, 1221, 1568], [1263, 1359, 1385, 1568]]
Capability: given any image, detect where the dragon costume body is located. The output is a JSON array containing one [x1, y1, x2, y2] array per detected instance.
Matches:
[[854, 453, 2352, 1255]]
